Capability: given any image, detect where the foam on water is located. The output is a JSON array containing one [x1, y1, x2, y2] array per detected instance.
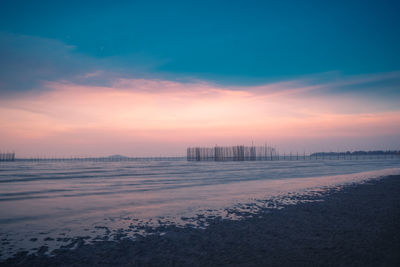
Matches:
[[0, 157, 399, 259]]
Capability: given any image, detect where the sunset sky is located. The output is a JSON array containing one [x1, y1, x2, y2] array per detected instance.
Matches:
[[1, 0, 400, 157]]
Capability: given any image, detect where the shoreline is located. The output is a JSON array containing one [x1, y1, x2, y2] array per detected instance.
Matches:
[[2, 175, 400, 266]]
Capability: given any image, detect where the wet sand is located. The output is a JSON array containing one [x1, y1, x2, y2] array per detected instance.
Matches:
[[2, 175, 400, 267]]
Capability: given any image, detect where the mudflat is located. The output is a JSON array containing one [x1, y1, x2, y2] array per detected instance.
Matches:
[[3, 175, 400, 267]]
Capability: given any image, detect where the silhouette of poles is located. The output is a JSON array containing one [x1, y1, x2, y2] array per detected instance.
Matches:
[[187, 145, 277, 161]]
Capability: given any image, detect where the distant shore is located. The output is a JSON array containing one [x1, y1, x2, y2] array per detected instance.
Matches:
[[3, 175, 400, 267]]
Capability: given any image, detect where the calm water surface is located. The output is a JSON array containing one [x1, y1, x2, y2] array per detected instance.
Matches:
[[0, 157, 399, 258]]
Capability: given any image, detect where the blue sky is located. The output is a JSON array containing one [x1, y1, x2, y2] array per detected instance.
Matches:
[[1, 1, 400, 156], [1, 0, 400, 89]]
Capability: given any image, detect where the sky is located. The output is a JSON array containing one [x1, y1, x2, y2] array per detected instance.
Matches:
[[0, 0, 400, 157]]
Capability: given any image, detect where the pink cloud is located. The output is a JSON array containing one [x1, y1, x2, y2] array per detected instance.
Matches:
[[1, 76, 399, 156]]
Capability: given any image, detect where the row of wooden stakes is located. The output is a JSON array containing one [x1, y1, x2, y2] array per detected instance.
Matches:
[[187, 146, 277, 161], [0, 152, 15, 161]]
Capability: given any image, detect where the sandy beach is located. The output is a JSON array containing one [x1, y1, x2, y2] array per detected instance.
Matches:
[[2, 174, 399, 266]]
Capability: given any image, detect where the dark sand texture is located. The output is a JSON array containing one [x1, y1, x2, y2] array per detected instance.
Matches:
[[3, 175, 400, 267]]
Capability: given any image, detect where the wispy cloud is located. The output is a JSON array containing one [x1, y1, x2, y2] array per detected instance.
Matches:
[[1, 73, 400, 156], [1, 32, 400, 156], [0, 33, 162, 94]]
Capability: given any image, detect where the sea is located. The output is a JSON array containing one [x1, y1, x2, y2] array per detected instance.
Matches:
[[0, 156, 399, 259]]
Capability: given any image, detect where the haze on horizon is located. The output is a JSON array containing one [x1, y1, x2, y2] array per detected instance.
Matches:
[[1, 0, 400, 157]]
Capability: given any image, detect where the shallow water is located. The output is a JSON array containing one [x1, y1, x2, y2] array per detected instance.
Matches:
[[0, 157, 399, 259]]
